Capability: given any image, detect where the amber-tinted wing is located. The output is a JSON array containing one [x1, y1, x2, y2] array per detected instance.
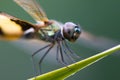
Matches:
[[14, 0, 49, 23]]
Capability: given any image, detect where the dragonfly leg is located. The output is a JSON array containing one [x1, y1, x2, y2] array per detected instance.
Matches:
[[63, 40, 80, 59], [31, 44, 52, 77], [32, 44, 51, 57], [56, 41, 68, 66], [38, 43, 54, 74], [56, 42, 60, 64], [61, 41, 76, 63]]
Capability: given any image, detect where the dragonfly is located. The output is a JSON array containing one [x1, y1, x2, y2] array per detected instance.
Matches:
[[0, 0, 81, 75]]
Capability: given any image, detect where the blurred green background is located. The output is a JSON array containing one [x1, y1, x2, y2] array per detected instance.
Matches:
[[0, 0, 120, 80]]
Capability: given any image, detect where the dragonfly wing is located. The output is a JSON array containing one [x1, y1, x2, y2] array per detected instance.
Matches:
[[14, 0, 49, 23]]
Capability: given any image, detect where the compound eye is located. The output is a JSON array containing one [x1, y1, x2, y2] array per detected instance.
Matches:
[[74, 26, 81, 34], [62, 22, 81, 42]]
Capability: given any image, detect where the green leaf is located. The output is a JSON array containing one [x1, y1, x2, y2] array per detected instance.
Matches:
[[28, 44, 120, 80]]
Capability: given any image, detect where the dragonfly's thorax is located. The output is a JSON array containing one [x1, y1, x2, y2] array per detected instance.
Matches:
[[37, 20, 63, 42]]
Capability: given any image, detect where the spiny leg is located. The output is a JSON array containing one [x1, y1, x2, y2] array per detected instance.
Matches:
[[38, 43, 54, 74], [56, 41, 68, 65], [59, 41, 68, 64], [32, 44, 51, 57], [31, 44, 51, 77], [63, 40, 80, 59], [61, 41, 76, 63], [54, 30, 67, 64], [56, 42, 60, 63]]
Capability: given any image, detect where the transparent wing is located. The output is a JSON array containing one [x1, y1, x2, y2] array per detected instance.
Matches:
[[14, 0, 49, 22]]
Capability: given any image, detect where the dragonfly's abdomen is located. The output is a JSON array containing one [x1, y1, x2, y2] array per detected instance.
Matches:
[[0, 14, 23, 40], [0, 12, 35, 40]]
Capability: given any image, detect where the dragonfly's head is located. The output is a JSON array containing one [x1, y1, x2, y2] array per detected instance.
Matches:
[[62, 22, 81, 42]]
